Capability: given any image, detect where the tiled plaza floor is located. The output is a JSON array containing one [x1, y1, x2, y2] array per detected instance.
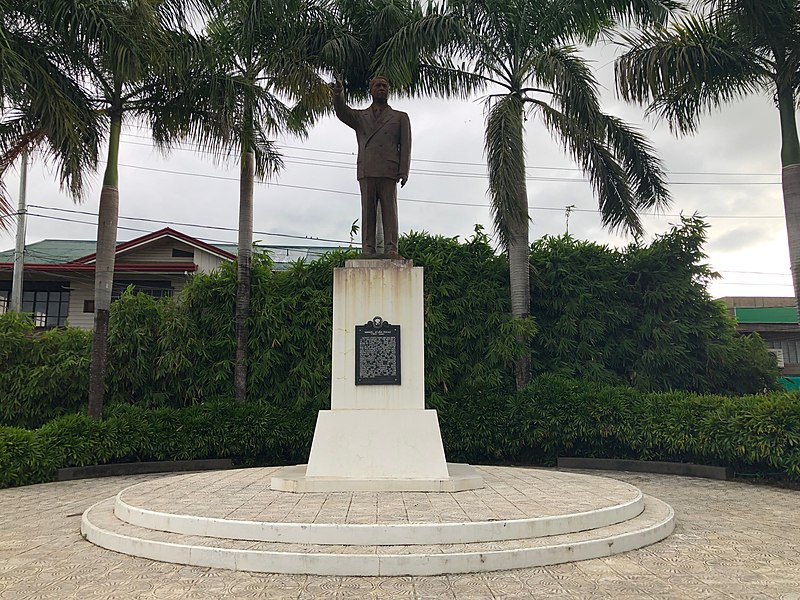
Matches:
[[1, 468, 798, 599]]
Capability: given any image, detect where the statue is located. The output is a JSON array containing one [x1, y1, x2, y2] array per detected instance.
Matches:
[[331, 76, 411, 258]]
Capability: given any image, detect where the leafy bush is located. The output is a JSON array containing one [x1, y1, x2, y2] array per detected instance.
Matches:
[[1, 376, 798, 489], [0, 312, 90, 428], [502, 374, 800, 478], [0, 220, 778, 429], [529, 217, 779, 394], [0, 402, 316, 488]]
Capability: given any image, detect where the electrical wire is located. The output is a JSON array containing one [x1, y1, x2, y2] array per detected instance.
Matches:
[[13, 205, 793, 279]]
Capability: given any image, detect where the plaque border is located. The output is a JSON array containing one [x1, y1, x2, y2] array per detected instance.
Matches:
[[355, 317, 401, 386]]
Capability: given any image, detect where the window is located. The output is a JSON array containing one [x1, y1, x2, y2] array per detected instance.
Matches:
[[112, 280, 173, 300], [172, 248, 194, 258], [0, 290, 8, 315], [21, 288, 70, 328]]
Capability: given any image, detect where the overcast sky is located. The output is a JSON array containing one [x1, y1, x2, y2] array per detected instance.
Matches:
[[0, 43, 791, 300]]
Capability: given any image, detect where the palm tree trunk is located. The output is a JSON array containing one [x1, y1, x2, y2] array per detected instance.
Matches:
[[777, 85, 800, 312], [781, 165, 800, 312], [87, 113, 122, 419], [234, 148, 255, 403], [509, 182, 531, 390]]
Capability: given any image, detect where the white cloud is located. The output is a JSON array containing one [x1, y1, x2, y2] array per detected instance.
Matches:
[[0, 44, 790, 299]]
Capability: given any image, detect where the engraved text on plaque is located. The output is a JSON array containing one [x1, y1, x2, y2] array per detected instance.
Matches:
[[355, 316, 401, 385]]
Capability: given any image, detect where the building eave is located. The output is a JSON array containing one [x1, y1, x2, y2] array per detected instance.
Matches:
[[69, 227, 237, 264], [0, 262, 198, 273]]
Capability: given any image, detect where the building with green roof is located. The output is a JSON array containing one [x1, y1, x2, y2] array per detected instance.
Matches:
[[0, 228, 344, 329]]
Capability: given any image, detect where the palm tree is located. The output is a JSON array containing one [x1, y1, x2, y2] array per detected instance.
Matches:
[[167, 0, 333, 402], [377, 0, 675, 388], [0, 0, 103, 227], [1, 0, 209, 418], [616, 0, 800, 312], [79, 1, 212, 418]]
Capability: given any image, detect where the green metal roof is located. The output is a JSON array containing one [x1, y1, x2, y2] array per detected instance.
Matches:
[[778, 376, 800, 391], [734, 306, 798, 324], [0, 239, 345, 270], [0, 240, 95, 264]]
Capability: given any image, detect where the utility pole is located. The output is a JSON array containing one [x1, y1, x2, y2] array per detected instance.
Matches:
[[565, 204, 575, 236], [10, 151, 28, 312]]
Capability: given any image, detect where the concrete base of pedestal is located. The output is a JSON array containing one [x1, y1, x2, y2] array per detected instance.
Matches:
[[270, 259, 484, 493], [306, 409, 448, 479], [270, 462, 485, 493], [270, 409, 483, 492]]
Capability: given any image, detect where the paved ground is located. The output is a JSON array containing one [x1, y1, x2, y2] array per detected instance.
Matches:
[[116, 466, 641, 524], [1, 468, 798, 599]]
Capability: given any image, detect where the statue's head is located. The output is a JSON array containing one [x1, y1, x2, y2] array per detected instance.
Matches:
[[369, 76, 390, 103]]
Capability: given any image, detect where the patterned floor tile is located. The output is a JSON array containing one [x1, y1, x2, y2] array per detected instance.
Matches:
[[0, 469, 798, 598]]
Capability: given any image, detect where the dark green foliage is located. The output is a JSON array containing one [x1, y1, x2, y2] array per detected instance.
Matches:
[[0, 426, 56, 488], [502, 374, 800, 479], [0, 402, 315, 488], [2, 375, 798, 488], [0, 223, 781, 427], [529, 216, 779, 393], [401, 227, 534, 396], [0, 312, 91, 428]]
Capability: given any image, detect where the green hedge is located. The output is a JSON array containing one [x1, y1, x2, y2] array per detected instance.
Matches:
[[529, 217, 779, 393], [0, 312, 91, 428], [502, 375, 800, 478], [0, 220, 779, 429], [0, 402, 317, 488], [2, 376, 798, 488]]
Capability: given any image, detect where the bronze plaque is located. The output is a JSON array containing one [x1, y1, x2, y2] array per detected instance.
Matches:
[[355, 316, 401, 385]]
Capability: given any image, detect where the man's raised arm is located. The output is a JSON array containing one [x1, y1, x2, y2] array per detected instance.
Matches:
[[331, 78, 358, 130]]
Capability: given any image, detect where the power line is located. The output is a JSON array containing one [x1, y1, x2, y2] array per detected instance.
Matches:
[[13, 206, 796, 287], [718, 269, 791, 276], [25, 205, 359, 246], [114, 161, 785, 219], [713, 281, 793, 287], [119, 131, 781, 178], [20, 205, 796, 279], [119, 136, 781, 185]]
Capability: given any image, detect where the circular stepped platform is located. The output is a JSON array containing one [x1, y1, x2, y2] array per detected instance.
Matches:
[[81, 466, 674, 576]]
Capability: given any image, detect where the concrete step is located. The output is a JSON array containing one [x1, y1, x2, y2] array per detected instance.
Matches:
[[111, 465, 646, 545], [114, 487, 644, 546], [82, 494, 674, 576]]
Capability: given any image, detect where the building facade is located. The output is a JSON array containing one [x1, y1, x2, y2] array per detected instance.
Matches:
[[0, 228, 340, 330]]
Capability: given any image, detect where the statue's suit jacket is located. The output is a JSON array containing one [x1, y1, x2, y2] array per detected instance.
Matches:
[[333, 94, 411, 181]]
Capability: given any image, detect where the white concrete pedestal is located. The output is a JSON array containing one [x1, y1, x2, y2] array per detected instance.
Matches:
[[271, 258, 483, 492]]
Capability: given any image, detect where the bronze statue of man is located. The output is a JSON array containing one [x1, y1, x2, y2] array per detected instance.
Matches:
[[332, 76, 411, 257]]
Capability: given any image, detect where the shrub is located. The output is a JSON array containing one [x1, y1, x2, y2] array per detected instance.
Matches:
[[529, 216, 779, 394], [0, 313, 90, 429], [503, 374, 800, 478], [0, 220, 779, 428], [0, 402, 317, 488], [1, 376, 798, 489]]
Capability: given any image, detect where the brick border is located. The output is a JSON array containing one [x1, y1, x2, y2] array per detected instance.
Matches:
[[557, 457, 732, 480], [57, 459, 234, 481]]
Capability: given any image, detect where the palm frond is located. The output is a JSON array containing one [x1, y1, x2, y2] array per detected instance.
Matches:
[[593, 0, 684, 27], [601, 114, 671, 212], [532, 100, 644, 237], [372, 11, 471, 95], [616, 13, 765, 133], [253, 133, 285, 180], [708, 0, 800, 45], [526, 46, 602, 120], [0, 3, 103, 199], [484, 94, 527, 249]]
